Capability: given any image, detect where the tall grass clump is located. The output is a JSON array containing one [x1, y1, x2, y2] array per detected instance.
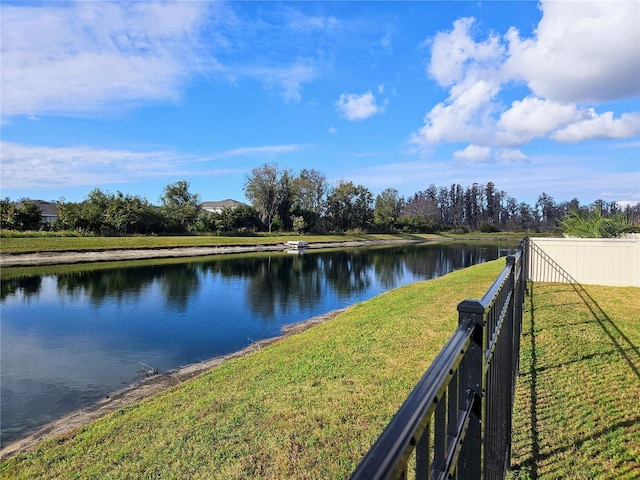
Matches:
[[560, 208, 637, 238]]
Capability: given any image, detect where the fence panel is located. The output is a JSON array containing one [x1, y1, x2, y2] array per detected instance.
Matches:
[[528, 236, 639, 286], [351, 242, 526, 480]]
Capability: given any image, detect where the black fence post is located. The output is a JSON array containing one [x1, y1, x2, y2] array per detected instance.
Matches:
[[456, 299, 485, 478]]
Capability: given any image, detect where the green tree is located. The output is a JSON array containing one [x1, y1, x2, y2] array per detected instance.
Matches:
[[15, 199, 43, 231], [55, 198, 82, 231], [106, 192, 160, 234], [535, 192, 558, 231], [79, 189, 111, 233], [160, 180, 201, 233], [276, 169, 296, 231], [326, 181, 373, 232], [292, 168, 328, 231], [214, 205, 261, 233], [373, 188, 404, 231], [463, 183, 483, 230], [518, 202, 535, 231], [450, 184, 464, 227], [484, 181, 502, 226], [503, 196, 519, 232], [0, 198, 16, 229]]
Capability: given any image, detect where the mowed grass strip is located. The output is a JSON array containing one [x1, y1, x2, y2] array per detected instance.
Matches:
[[0, 233, 438, 254], [0, 260, 505, 479], [510, 282, 640, 479]]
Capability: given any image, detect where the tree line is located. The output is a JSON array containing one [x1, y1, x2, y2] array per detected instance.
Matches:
[[2, 165, 639, 236]]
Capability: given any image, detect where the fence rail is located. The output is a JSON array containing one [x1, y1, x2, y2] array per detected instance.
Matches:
[[351, 240, 527, 480]]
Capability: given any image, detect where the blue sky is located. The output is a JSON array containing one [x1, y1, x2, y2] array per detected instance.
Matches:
[[1, 1, 639, 206]]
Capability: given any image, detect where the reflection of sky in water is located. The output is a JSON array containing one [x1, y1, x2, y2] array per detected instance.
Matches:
[[1, 242, 518, 445]]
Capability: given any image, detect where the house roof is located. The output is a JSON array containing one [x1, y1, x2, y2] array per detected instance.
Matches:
[[200, 199, 246, 209], [15, 200, 58, 217]]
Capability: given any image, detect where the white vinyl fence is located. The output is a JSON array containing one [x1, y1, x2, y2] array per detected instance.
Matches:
[[528, 235, 640, 287]]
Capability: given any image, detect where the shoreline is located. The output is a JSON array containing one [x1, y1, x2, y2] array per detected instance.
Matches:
[[0, 309, 347, 459], [0, 238, 432, 268]]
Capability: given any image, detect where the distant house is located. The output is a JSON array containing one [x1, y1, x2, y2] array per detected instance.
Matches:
[[200, 199, 246, 214], [15, 200, 59, 224]]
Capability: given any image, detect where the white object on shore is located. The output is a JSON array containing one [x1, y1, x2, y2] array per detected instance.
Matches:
[[285, 241, 309, 249]]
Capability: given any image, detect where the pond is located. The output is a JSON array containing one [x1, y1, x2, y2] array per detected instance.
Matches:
[[0, 240, 518, 446]]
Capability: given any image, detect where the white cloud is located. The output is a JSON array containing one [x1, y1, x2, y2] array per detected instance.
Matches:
[[206, 144, 311, 160], [285, 8, 338, 32], [1, 142, 183, 188], [336, 91, 381, 121], [1, 2, 214, 118], [551, 111, 640, 143], [618, 199, 640, 209], [496, 149, 528, 163], [0, 2, 326, 116], [413, 17, 506, 147], [413, 80, 500, 145], [413, 1, 640, 153], [453, 145, 492, 162], [505, 0, 640, 103], [496, 97, 640, 145], [246, 60, 317, 103], [0, 142, 305, 188], [496, 97, 577, 146], [428, 17, 505, 88]]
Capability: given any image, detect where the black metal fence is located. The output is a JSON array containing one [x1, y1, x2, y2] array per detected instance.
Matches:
[[351, 240, 528, 480]]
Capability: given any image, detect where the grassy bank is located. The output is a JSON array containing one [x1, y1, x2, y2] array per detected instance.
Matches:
[[0, 259, 505, 479], [0, 233, 441, 254], [510, 282, 640, 479], [0, 232, 529, 255]]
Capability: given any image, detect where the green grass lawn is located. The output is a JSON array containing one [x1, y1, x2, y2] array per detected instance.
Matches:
[[2, 261, 636, 479], [509, 282, 640, 479], [0, 233, 440, 254], [0, 259, 505, 479]]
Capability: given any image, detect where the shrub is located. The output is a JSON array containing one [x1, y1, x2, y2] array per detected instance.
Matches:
[[479, 222, 501, 233], [449, 225, 470, 234]]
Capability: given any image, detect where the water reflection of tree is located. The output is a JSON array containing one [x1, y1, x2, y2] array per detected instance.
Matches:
[[322, 250, 372, 298], [371, 247, 409, 290], [0, 275, 43, 301], [247, 255, 324, 319], [248, 256, 288, 319], [401, 246, 452, 279], [159, 264, 201, 311], [52, 264, 201, 311], [401, 243, 509, 279], [56, 268, 158, 305], [198, 255, 324, 320], [368, 244, 492, 289]]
